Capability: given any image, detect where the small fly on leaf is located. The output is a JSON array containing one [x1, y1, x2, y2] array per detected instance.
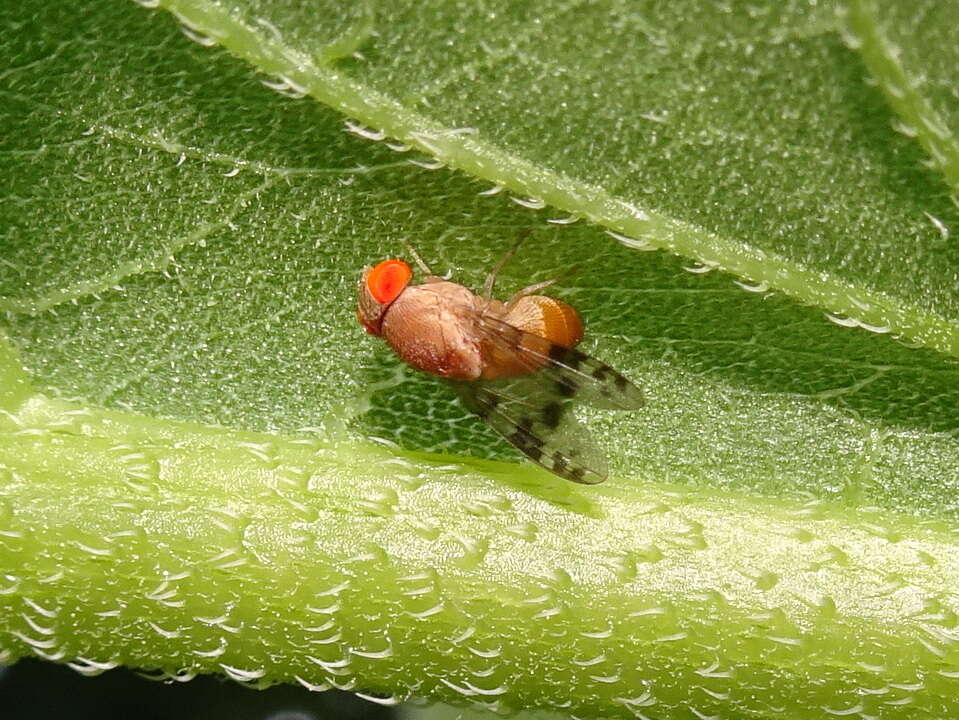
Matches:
[[357, 234, 644, 484]]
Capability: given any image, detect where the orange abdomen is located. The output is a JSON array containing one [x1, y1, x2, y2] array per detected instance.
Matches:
[[481, 295, 584, 379], [511, 295, 584, 348]]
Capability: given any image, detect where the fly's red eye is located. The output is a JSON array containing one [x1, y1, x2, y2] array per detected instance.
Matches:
[[367, 259, 412, 304]]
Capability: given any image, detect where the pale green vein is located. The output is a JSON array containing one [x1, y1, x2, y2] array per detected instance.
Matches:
[[840, 0, 959, 192], [0, 118, 407, 316], [93, 124, 410, 178], [0, 39, 71, 82], [152, 0, 959, 359], [310, 4, 375, 64], [409, 0, 591, 102], [808, 369, 888, 400], [652, 337, 900, 374], [96, 301, 299, 406], [0, 176, 277, 315]]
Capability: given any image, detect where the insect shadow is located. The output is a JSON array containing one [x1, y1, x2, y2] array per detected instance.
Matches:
[[357, 230, 645, 485]]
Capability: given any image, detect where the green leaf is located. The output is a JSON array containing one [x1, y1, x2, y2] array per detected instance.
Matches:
[[841, 0, 959, 191], [152, 0, 959, 357], [2, 1, 959, 719]]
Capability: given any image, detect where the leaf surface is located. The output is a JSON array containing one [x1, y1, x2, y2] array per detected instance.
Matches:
[[2, 1, 959, 718]]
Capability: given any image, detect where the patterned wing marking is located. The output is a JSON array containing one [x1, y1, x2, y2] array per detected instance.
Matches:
[[474, 312, 644, 411], [453, 376, 608, 485]]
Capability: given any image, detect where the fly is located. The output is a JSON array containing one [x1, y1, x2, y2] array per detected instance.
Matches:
[[356, 233, 644, 484]]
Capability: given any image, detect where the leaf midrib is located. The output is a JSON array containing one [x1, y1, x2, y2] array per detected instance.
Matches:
[[150, 0, 959, 360]]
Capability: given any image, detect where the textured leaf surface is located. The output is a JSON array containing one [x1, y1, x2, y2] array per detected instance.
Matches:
[[2, 1, 959, 719], [149, 0, 959, 357]]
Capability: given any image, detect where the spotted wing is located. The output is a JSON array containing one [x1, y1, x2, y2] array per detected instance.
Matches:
[[453, 377, 608, 484], [452, 311, 643, 483], [474, 312, 644, 411]]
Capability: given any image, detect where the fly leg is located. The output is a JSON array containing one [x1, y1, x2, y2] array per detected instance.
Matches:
[[504, 278, 561, 311], [483, 228, 533, 300], [504, 265, 580, 311]]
